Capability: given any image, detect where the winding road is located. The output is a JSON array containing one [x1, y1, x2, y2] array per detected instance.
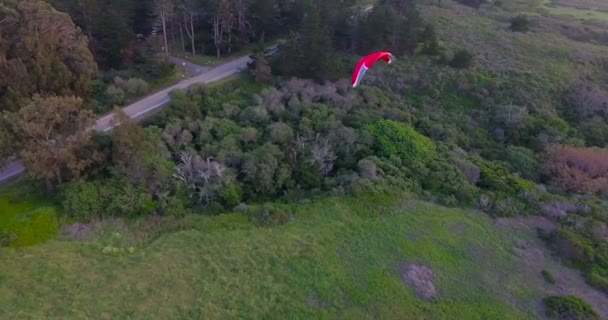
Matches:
[[0, 48, 274, 185]]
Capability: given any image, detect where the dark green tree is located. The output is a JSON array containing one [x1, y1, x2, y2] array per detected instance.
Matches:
[[0, 0, 97, 111]]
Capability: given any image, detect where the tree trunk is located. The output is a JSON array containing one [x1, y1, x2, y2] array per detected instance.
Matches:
[[190, 13, 196, 56], [184, 12, 196, 56], [179, 24, 185, 53], [213, 17, 221, 58], [171, 20, 176, 49], [161, 10, 169, 56]]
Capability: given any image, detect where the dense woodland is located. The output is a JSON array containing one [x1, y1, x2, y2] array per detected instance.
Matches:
[[1, 0, 608, 317]]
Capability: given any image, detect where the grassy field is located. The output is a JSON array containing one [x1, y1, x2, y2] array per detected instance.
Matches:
[[0, 180, 59, 247], [0, 192, 555, 319], [540, 0, 608, 22]]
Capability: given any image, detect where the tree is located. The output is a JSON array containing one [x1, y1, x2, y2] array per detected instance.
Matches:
[[274, 3, 338, 81], [110, 109, 173, 196], [1, 95, 101, 191], [449, 49, 475, 69], [211, 0, 235, 57], [176, 0, 197, 56], [173, 152, 235, 204], [249, 51, 272, 83], [156, 0, 174, 56], [357, 0, 422, 55], [49, 0, 150, 68], [242, 143, 289, 195], [0, 0, 97, 111]]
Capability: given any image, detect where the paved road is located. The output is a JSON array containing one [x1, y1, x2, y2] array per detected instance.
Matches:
[[0, 48, 273, 185]]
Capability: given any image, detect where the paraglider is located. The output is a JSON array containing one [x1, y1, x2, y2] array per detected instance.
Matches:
[[351, 52, 393, 88]]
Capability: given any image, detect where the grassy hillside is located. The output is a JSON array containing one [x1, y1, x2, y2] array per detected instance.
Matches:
[[0, 194, 551, 319]]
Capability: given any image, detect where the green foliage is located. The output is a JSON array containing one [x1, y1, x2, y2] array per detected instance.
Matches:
[[0, 0, 97, 111], [543, 295, 599, 320], [510, 14, 530, 32], [449, 49, 475, 69], [124, 78, 149, 97], [502, 145, 540, 181], [62, 178, 156, 220], [476, 160, 535, 195], [105, 85, 126, 105], [425, 156, 477, 201], [367, 120, 437, 168], [586, 266, 608, 293], [554, 230, 595, 265], [542, 269, 556, 285], [249, 203, 295, 227]]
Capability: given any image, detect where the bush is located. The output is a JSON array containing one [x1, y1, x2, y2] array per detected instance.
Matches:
[[503, 145, 540, 181], [542, 269, 556, 285], [367, 120, 437, 168], [424, 158, 478, 205], [586, 266, 608, 294], [105, 85, 126, 106], [543, 146, 608, 195], [554, 229, 595, 265], [543, 295, 599, 320], [125, 78, 150, 97], [449, 49, 475, 69], [62, 179, 157, 220], [138, 57, 175, 79], [477, 160, 535, 195], [62, 180, 107, 221], [510, 14, 530, 32], [250, 204, 295, 227]]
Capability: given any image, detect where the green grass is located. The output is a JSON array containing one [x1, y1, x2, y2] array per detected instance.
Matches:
[[539, 0, 608, 21], [0, 180, 59, 247], [0, 193, 545, 319]]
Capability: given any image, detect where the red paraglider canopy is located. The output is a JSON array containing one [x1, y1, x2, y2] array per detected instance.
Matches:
[[351, 52, 393, 88]]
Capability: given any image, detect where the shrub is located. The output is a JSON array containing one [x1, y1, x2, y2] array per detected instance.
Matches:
[[477, 161, 535, 195], [125, 78, 150, 97], [554, 229, 595, 265], [510, 14, 530, 32], [268, 122, 294, 145], [503, 145, 540, 181], [62, 180, 107, 221], [586, 266, 608, 294], [455, 0, 486, 9], [367, 120, 436, 168], [105, 85, 126, 106], [449, 49, 475, 69], [139, 57, 174, 79], [250, 204, 294, 227], [542, 269, 556, 285], [543, 146, 608, 195], [543, 295, 599, 320], [424, 158, 477, 205], [454, 159, 481, 184], [62, 179, 157, 220]]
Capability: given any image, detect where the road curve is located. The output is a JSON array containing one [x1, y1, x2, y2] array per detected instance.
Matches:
[[0, 50, 265, 185]]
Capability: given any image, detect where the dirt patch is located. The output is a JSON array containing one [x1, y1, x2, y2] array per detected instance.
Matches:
[[447, 222, 467, 236], [399, 263, 437, 300], [307, 297, 329, 309]]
